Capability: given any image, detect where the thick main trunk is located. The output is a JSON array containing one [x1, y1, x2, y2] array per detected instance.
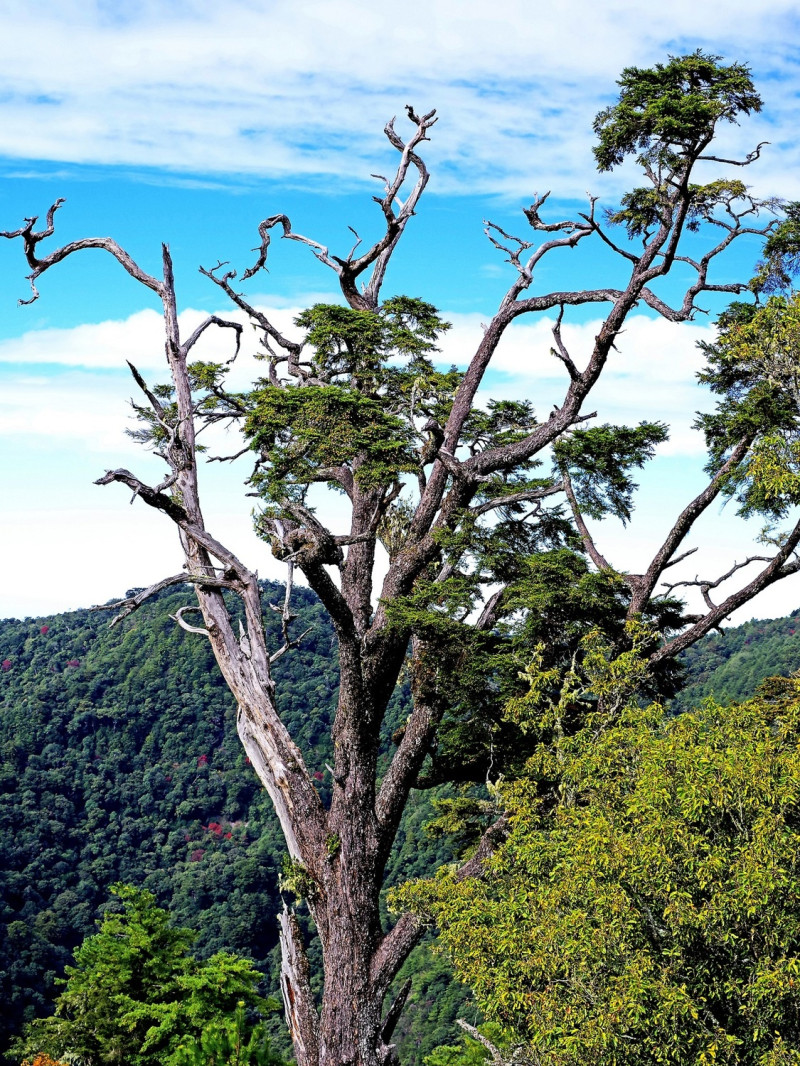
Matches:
[[281, 846, 400, 1066], [223, 637, 412, 1066], [318, 918, 387, 1066], [315, 690, 393, 1066]]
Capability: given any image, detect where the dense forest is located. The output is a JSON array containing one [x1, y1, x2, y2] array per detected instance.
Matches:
[[0, 583, 469, 1065], [675, 609, 800, 709], [2, 582, 799, 1064]]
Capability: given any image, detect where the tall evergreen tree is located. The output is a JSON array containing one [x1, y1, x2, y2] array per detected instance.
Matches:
[[14, 884, 281, 1066]]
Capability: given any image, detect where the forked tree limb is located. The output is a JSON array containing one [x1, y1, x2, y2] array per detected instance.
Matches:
[[93, 571, 240, 625], [0, 200, 164, 303], [239, 107, 437, 311], [627, 435, 753, 616], [455, 1021, 507, 1066], [663, 554, 774, 608], [652, 521, 800, 663]]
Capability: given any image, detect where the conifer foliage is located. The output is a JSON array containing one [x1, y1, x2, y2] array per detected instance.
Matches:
[[14, 884, 283, 1066]]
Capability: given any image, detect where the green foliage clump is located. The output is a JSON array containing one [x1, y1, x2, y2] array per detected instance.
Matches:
[[242, 297, 454, 507], [697, 293, 800, 518], [14, 884, 282, 1066], [754, 202, 800, 295], [593, 51, 761, 173], [554, 422, 668, 522], [398, 663, 800, 1066], [171, 1002, 285, 1066]]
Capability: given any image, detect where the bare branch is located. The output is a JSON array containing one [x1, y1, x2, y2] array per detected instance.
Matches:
[[627, 436, 752, 616], [182, 314, 244, 359], [199, 262, 304, 365], [1, 199, 164, 303], [475, 587, 505, 631], [561, 468, 611, 571], [550, 305, 581, 381], [471, 482, 564, 517], [207, 445, 251, 464], [663, 555, 772, 609], [95, 468, 188, 522], [381, 978, 412, 1047], [698, 141, 769, 166], [126, 360, 166, 419], [661, 546, 698, 570], [171, 604, 212, 638], [652, 520, 800, 663], [523, 191, 588, 234], [456, 1021, 506, 1066], [238, 107, 437, 310], [580, 212, 640, 263], [266, 562, 313, 663], [483, 219, 533, 271], [279, 905, 319, 1066], [346, 226, 362, 262], [93, 570, 240, 625], [269, 629, 313, 665], [455, 815, 510, 881], [241, 213, 338, 276]]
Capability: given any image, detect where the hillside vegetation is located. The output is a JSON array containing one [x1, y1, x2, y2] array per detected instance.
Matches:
[[675, 608, 800, 709], [0, 584, 469, 1064], [2, 587, 799, 1063]]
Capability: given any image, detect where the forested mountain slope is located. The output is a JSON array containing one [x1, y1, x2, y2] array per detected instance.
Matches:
[[0, 584, 466, 1064], [3, 585, 798, 1064], [674, 607, 800, 710]]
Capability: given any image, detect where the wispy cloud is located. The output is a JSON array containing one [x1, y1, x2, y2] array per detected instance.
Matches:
[[1, 301, 795, 621], [1, 0, 798, 197], [0, 304, 716, 456]]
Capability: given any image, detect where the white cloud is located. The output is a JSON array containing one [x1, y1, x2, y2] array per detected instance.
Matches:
[[0, 305, 717, 455], [0, 310, 171, 371], [0, 304, 307, 372], [0, 0, 797, 197], [2, 299, 798, 621], [438, 311, 716, 454]]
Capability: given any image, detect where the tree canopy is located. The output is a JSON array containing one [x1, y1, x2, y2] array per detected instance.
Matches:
[[397, 660, 800, 1066]]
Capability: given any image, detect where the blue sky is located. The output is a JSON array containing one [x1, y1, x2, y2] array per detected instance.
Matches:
[[2, 0, 800, 620]]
